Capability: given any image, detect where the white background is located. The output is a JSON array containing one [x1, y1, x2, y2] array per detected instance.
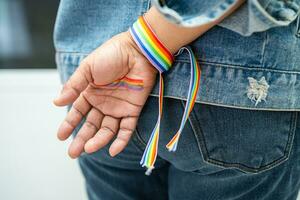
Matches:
[[0, 70, 87, 200]]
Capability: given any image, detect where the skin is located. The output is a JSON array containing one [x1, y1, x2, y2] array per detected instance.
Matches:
[[54, 3, 244, 159], [54, 32, 157, 158]]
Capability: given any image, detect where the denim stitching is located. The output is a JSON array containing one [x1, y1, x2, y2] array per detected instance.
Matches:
[[188, 105, 298, 174], [174, 59, 300, 74], [131, 128, 147, 150], [180, 100, 213, 170], [260, 31, 268, 66], [149, 94, 300, 112], [56, 51, 300, 74], [187, 106, 226, 170], [56, 52, 300, 111], [251, 1, 279, 26]]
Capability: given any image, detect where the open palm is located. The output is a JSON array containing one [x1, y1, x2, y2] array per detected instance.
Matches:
[[54, 32, 157, 158]]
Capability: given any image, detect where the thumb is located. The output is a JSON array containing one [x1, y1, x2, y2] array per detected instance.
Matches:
[[54, 60, 92, 106]]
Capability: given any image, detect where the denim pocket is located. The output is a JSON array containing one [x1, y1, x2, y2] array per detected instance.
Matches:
[[189, 104, 298, 173]]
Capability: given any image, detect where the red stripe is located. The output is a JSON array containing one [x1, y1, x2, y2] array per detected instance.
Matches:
[[139, 17, 174, 62], [189, 62, 201, 113], [122, 77, 143, 84]]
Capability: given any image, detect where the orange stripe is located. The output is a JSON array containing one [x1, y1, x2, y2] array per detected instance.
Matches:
[[118, 80, 143, 86], [112, 77, 144, 86], [139, 17, 173, 62], [122, 77, 143, 84], [166, 132, 179, 147], [189, 63, 201, 114], [149, 133, 158, 165]]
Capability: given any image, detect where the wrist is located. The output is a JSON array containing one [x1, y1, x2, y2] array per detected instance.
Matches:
[[128, 16, 175, 73], [143, 2, 245, 54], [123, 30, 159, 75], [144, 7, 214, 54]]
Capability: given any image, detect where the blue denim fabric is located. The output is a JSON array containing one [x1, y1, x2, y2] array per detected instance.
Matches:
[[75, 96, 300, 200], [54, 0, 300, 199], [152, 0, 300, 36], [54, 0, 300, 111], [58, 64, 300, 199]]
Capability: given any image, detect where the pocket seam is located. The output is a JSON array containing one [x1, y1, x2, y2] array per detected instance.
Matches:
[[132, 128, 147, 151], [189, 105, 298, 174], [182, 101, 242, 174]]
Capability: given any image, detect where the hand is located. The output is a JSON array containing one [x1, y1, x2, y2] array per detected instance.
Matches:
[[54, 31, 157, 158]]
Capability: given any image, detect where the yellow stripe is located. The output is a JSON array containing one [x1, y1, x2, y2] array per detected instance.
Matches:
[[136, 21, 172, 66]]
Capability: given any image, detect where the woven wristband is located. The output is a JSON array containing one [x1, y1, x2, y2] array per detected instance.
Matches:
[[129, 16, 201, 175]]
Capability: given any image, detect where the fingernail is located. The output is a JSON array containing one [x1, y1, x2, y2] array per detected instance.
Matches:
[[84, 140, 95, 153], [109, 150, 116, 157]]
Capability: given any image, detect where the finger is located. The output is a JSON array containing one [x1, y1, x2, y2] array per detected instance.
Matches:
[[54, 60, 92, 106], [68, 108, 103, 158], [84, 116, 120, 154], [109, 117, 138, 157], [57, 94, 91, 141]]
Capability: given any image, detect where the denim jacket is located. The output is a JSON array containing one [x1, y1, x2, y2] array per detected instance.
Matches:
[[54, 0, 300, 111], [153, 0, 300, 36]]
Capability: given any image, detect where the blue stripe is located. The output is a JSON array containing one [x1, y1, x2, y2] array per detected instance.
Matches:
[[130, 27, 167, 73], [134, 22, 170, 70], [131, 27, 165, 72]]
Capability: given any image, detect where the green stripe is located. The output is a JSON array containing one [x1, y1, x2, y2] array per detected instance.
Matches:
[[134, 23, 169, 69], [134, 22, 171, 70]]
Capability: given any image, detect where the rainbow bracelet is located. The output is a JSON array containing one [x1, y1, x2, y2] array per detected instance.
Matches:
[[129, 16, 201, 175]]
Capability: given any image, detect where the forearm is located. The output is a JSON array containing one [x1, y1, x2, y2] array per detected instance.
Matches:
[[144, 1, 245, 54]]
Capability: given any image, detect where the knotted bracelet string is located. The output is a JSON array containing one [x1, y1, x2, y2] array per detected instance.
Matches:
[[166, 47, 201, 152], [129, 16, 201, 175]]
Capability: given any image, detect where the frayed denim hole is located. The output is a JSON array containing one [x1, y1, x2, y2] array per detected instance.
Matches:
[[246, 76, 270, 106]]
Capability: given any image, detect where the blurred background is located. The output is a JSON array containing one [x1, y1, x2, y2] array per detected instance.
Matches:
[[0, 0, 56, 68], [0, 0, 87, 199]]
